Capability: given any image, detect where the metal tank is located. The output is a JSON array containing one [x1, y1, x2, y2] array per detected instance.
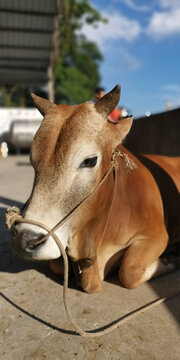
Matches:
[[8, 119, 41, 152]]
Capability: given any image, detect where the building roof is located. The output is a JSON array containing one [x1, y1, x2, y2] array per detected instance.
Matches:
[[0, 0, 61, 86]]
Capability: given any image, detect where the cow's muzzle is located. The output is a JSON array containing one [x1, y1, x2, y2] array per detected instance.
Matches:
[[11, 227, 46, 259]]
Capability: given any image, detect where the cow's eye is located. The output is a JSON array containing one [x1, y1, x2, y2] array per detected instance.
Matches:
[[79, 156, 98, 168]]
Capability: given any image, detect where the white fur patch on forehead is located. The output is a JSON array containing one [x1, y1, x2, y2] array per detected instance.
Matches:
[[31, 102, 106, 168], [38, 102, 104, 141]]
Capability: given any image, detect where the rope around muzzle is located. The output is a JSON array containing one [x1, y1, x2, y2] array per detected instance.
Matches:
[[5, 150, 180, 337]]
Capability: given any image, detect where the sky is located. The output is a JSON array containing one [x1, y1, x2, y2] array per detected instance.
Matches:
[[80, 0, 180, 117]]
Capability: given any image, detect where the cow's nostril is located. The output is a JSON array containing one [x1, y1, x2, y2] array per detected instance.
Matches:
[[19, 231, 47, 251], [11, 228, 48, 259], [28, 243, 36, 250], [29, 234, 46, 247], [11, 227, 61, 260]]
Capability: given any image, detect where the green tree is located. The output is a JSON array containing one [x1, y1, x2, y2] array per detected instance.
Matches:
[[55, 0, 106, 104]]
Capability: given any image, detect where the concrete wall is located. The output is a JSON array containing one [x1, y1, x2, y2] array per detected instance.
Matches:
[[124, 107, 180, 156]]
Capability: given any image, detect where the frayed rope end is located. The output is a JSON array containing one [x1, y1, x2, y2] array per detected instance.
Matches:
[[112, 149, 138, 174], [5, 206, 21, 230]]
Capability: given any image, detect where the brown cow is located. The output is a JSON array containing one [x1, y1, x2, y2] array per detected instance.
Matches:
[[11, 85, 180, 293]]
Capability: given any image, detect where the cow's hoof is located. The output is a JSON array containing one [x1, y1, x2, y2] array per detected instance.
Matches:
[[83, 284, 102, 294], [81, 279, 103, 294]]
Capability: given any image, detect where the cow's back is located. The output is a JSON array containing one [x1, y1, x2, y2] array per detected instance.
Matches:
[[138, 154, 180, 244], [145, 154, 180, 192]]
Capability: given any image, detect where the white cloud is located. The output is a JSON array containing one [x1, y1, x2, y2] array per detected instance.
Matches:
[[122, 0, 150, 12], [163, 84, 180, 93], [81, 11, 141, 47], [119, 48, 142, 70], [147, 8, 180, 38], [159, 0, 180, 9]]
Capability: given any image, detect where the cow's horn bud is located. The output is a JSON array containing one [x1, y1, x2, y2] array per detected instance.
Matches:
[[95, 85, 121, 118], [31, 93, 55, 116]]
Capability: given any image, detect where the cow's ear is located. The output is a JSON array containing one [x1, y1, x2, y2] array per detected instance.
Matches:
[[95, 85, 120, 118], [31, 93, 55, 116], [110, 116, 133, 147]]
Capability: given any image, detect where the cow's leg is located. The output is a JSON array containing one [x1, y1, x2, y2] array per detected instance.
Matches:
[[49, 258, 72, 277], [50, 258, 102, 293], [80, 260, 103, 293], [118, 236, 177, 289]]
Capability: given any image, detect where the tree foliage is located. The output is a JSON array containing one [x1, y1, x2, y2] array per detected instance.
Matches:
[[55, 0, 106, 104]]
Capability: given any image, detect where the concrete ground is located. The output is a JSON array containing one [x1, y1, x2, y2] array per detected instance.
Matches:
[[0, 155, 180, 360]]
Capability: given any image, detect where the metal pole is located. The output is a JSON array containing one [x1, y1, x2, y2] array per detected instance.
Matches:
[[47, 0, 61, 102], [47, 65, 54, 102]]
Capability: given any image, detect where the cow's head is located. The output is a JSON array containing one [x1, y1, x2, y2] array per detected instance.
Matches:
[[12, 85, 133, 265]]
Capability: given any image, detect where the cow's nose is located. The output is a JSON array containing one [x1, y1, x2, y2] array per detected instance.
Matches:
[[20, 230, 46, 250], [11, 227, 46, 253]]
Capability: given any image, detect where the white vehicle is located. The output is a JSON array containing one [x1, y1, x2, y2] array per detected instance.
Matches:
[[0, 108, 42, 152]]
